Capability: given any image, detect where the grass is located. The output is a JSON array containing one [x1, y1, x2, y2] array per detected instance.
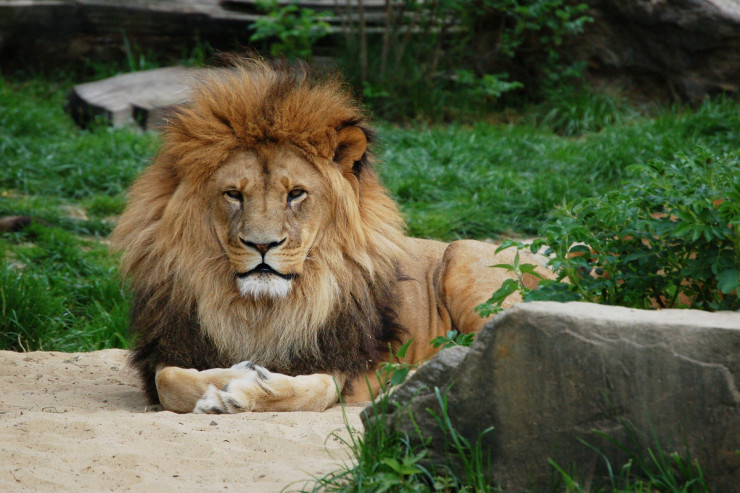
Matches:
[[380, 95, 740, 239], [0, 76, 155, 351], [304, 386, 495, 493], [0, 223, 130, 351]]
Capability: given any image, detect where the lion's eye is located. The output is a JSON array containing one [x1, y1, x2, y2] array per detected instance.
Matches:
[[224, 190, 243, 202], [287, 189, 306, 203]]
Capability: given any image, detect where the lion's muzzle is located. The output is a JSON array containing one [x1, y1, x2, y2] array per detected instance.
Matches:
[[236, 263, 296, 299], [237, 262, 296, 281]]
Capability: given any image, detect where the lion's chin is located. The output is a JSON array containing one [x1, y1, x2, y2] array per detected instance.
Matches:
[[237, 275, 293, 299]]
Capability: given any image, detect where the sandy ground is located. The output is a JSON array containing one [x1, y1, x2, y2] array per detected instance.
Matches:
[[0, 350, 364, 492]]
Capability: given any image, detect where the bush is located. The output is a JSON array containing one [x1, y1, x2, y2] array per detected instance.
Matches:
[[249, 0, 331, 61], [478, 147, 740, 313], [339, 0, 592, 120]]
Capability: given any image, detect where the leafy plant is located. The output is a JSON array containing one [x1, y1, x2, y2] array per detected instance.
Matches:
[[454, 69, 523, 102], [305, 382, 495, 492], [475, 248, 550, 317], [483, 0, 592, 91], [477, 147, 740, 313], [430, 329, 476, 350], [376, 339, 418, 388], [378, 329, 476, 388], [339, 0, 592, 120], [249, 0, 331, 61], [530, 85, 638, 136]]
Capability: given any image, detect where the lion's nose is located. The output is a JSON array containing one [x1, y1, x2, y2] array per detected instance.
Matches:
[[241, 238, 286, 256]]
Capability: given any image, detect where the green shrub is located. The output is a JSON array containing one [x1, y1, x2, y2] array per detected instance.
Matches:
[[339, 0, 592, 121], [249, 0, 331, 61], [478, 147, 740, 314], [476, 0, 592, 91]]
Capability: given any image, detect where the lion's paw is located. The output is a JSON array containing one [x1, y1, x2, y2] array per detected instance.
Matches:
[[194, 384, 246, 414], [193, 364, 272, 414], [230, 361, 272, 380], [230, 360, 253, 370]]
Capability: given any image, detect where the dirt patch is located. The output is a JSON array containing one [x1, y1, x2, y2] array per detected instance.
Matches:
[[0, 349, 362, 492]]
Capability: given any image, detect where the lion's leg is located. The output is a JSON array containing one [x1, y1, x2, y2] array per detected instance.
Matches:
[[155, 365, 246, 413], [156, 362, 346, 414]]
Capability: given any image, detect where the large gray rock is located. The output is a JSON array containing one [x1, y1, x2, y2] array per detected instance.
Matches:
[[574, 0, 740, 100], [380, 302, 740, 492]]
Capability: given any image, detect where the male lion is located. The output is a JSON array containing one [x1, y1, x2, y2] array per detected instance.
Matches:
[[111, 60, 551, 414]]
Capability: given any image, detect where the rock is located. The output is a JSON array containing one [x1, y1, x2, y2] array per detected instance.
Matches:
[[382, 302, 740, 491], [66, 66, 197, 130], [361, 345, 470, 430], [573, 0, 740, 100], [0, 0, 255, 71]]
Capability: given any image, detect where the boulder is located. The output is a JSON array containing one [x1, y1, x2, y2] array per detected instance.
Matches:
[[574, 0, 740, 100], [376, 302, 740, 491]]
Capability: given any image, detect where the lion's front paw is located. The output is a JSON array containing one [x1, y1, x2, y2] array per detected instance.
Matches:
[[193, 384, 250, 414], [229, 360, 253, 370], [193, 364, 272, 414]]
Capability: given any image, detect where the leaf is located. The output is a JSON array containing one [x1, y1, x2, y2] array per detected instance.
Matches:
[[717, 269, 740, 294], [382, 457, 401, 473], [489, 279, 519, 303], [389, 366, 410, 386], [671, 222, 693, 238], [430, 335, 452, 349], [518, 263, 546, 279], [395, 338, 413, 360], [489, 263, 516, 272], [456, 332, 476, 347]]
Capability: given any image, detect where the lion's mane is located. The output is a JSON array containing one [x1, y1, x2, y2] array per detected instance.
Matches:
[[111, 60, 407, 402]]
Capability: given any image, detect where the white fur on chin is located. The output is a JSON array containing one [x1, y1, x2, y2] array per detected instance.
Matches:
[[237, 276, 292, 299]]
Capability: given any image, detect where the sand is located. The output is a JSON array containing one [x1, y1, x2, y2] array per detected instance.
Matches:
[[0, 350, 364, 492]]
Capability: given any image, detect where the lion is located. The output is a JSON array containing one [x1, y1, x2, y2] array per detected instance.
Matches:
[[111, 60, 552, 414]]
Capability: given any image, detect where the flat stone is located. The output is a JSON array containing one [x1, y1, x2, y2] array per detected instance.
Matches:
[[66, 66, 198, 129]]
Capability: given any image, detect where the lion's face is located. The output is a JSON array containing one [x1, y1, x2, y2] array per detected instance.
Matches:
[[210, 145, 330, 299]]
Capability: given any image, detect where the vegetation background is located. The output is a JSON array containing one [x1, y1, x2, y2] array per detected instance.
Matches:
[[1, 0, 738, 490]]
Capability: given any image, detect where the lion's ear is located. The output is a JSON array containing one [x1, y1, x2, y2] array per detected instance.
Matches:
[[334, 126, 368, 174]]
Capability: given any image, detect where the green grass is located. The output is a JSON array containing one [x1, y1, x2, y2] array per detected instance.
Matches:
[[0, 223, 130, 351], [0, 76, 155, 351], [304, 387, 495, 493], [378, 95, 740, 239]]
